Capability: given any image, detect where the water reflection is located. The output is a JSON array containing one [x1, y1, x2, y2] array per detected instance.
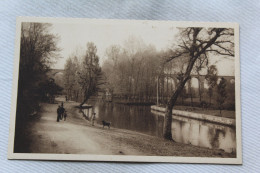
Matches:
[[83, 101, 236, 153], [171, 115, 236, 153]]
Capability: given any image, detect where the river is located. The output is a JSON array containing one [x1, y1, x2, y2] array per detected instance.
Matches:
[[82, 100, 236, 153]]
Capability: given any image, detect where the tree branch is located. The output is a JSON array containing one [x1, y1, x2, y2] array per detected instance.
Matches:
[[206, 49, 234, 56], [164, 51, 188, 63]]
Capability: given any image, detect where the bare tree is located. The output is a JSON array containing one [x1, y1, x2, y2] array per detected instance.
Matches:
[[102, 40, 161, 103], [163, 28, 234, 140], [103, 45, 128, 97]]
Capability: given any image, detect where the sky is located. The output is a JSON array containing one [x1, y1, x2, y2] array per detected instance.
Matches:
[[49, 20, 235, 76]]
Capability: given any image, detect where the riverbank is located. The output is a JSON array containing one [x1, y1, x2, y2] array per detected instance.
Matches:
[[17, 99, 235, 157]]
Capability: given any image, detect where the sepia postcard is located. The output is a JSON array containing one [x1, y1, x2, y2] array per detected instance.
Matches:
[[8, 17, 241, 164]]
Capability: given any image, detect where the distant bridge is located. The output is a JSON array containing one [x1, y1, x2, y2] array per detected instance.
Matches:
[[160, 73, 235, 89], [47, 69, 235, 89]]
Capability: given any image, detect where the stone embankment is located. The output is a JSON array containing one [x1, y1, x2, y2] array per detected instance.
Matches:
[[151, 105, 235, 126]]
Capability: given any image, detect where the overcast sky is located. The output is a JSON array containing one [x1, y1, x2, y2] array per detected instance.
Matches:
[[49, 21, 234, 76]]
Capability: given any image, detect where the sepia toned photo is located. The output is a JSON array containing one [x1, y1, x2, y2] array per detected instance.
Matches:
[[8, 17, 241, 164]]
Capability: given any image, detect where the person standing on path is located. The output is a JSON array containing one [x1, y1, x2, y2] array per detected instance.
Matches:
[[57, 106, 61, 122], [60, 104, 65, 120]]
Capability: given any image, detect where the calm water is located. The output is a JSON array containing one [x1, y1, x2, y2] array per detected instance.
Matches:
[[82, 101, 236, 153]]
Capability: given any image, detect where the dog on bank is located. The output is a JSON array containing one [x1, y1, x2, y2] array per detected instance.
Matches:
[[102, 120, 111, 129]]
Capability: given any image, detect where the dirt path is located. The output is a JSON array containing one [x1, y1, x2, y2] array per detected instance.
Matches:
[[29, 101, 142, 155], [27, 98, 236, 157]]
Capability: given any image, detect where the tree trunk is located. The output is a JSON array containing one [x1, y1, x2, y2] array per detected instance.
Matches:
[[197, 77, 202, 103], [79, 93, 91, 107], [163, 105, 173, 140], [161, 77, 164, 104], [190, 91, 193, 107], [163, 58, 196, 140], [163, 75, 190, 140], [181, 92, 184, 105], [76, 91, 79, 102], [166, 74, 168, 103], [188, 79, 193, 107]]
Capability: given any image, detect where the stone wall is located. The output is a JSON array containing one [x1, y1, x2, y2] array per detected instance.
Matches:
[[151, 105, 235, 126]]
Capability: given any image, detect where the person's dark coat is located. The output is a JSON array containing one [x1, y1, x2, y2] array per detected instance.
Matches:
[[57, 106, 61, 122]]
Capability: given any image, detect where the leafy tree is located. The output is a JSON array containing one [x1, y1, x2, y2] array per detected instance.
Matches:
[[102, 39, 161, 102], [163, 28, 234, 140], [17, 22, 60, 120], [15, 22, 60, 153], [64, 56, 80, 101], [205, 65, 218, 105], [38, 78, 63, 103], [225, 79, 235, 110], [217, 77, 228, 115], [78, 42, 103, 107]]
